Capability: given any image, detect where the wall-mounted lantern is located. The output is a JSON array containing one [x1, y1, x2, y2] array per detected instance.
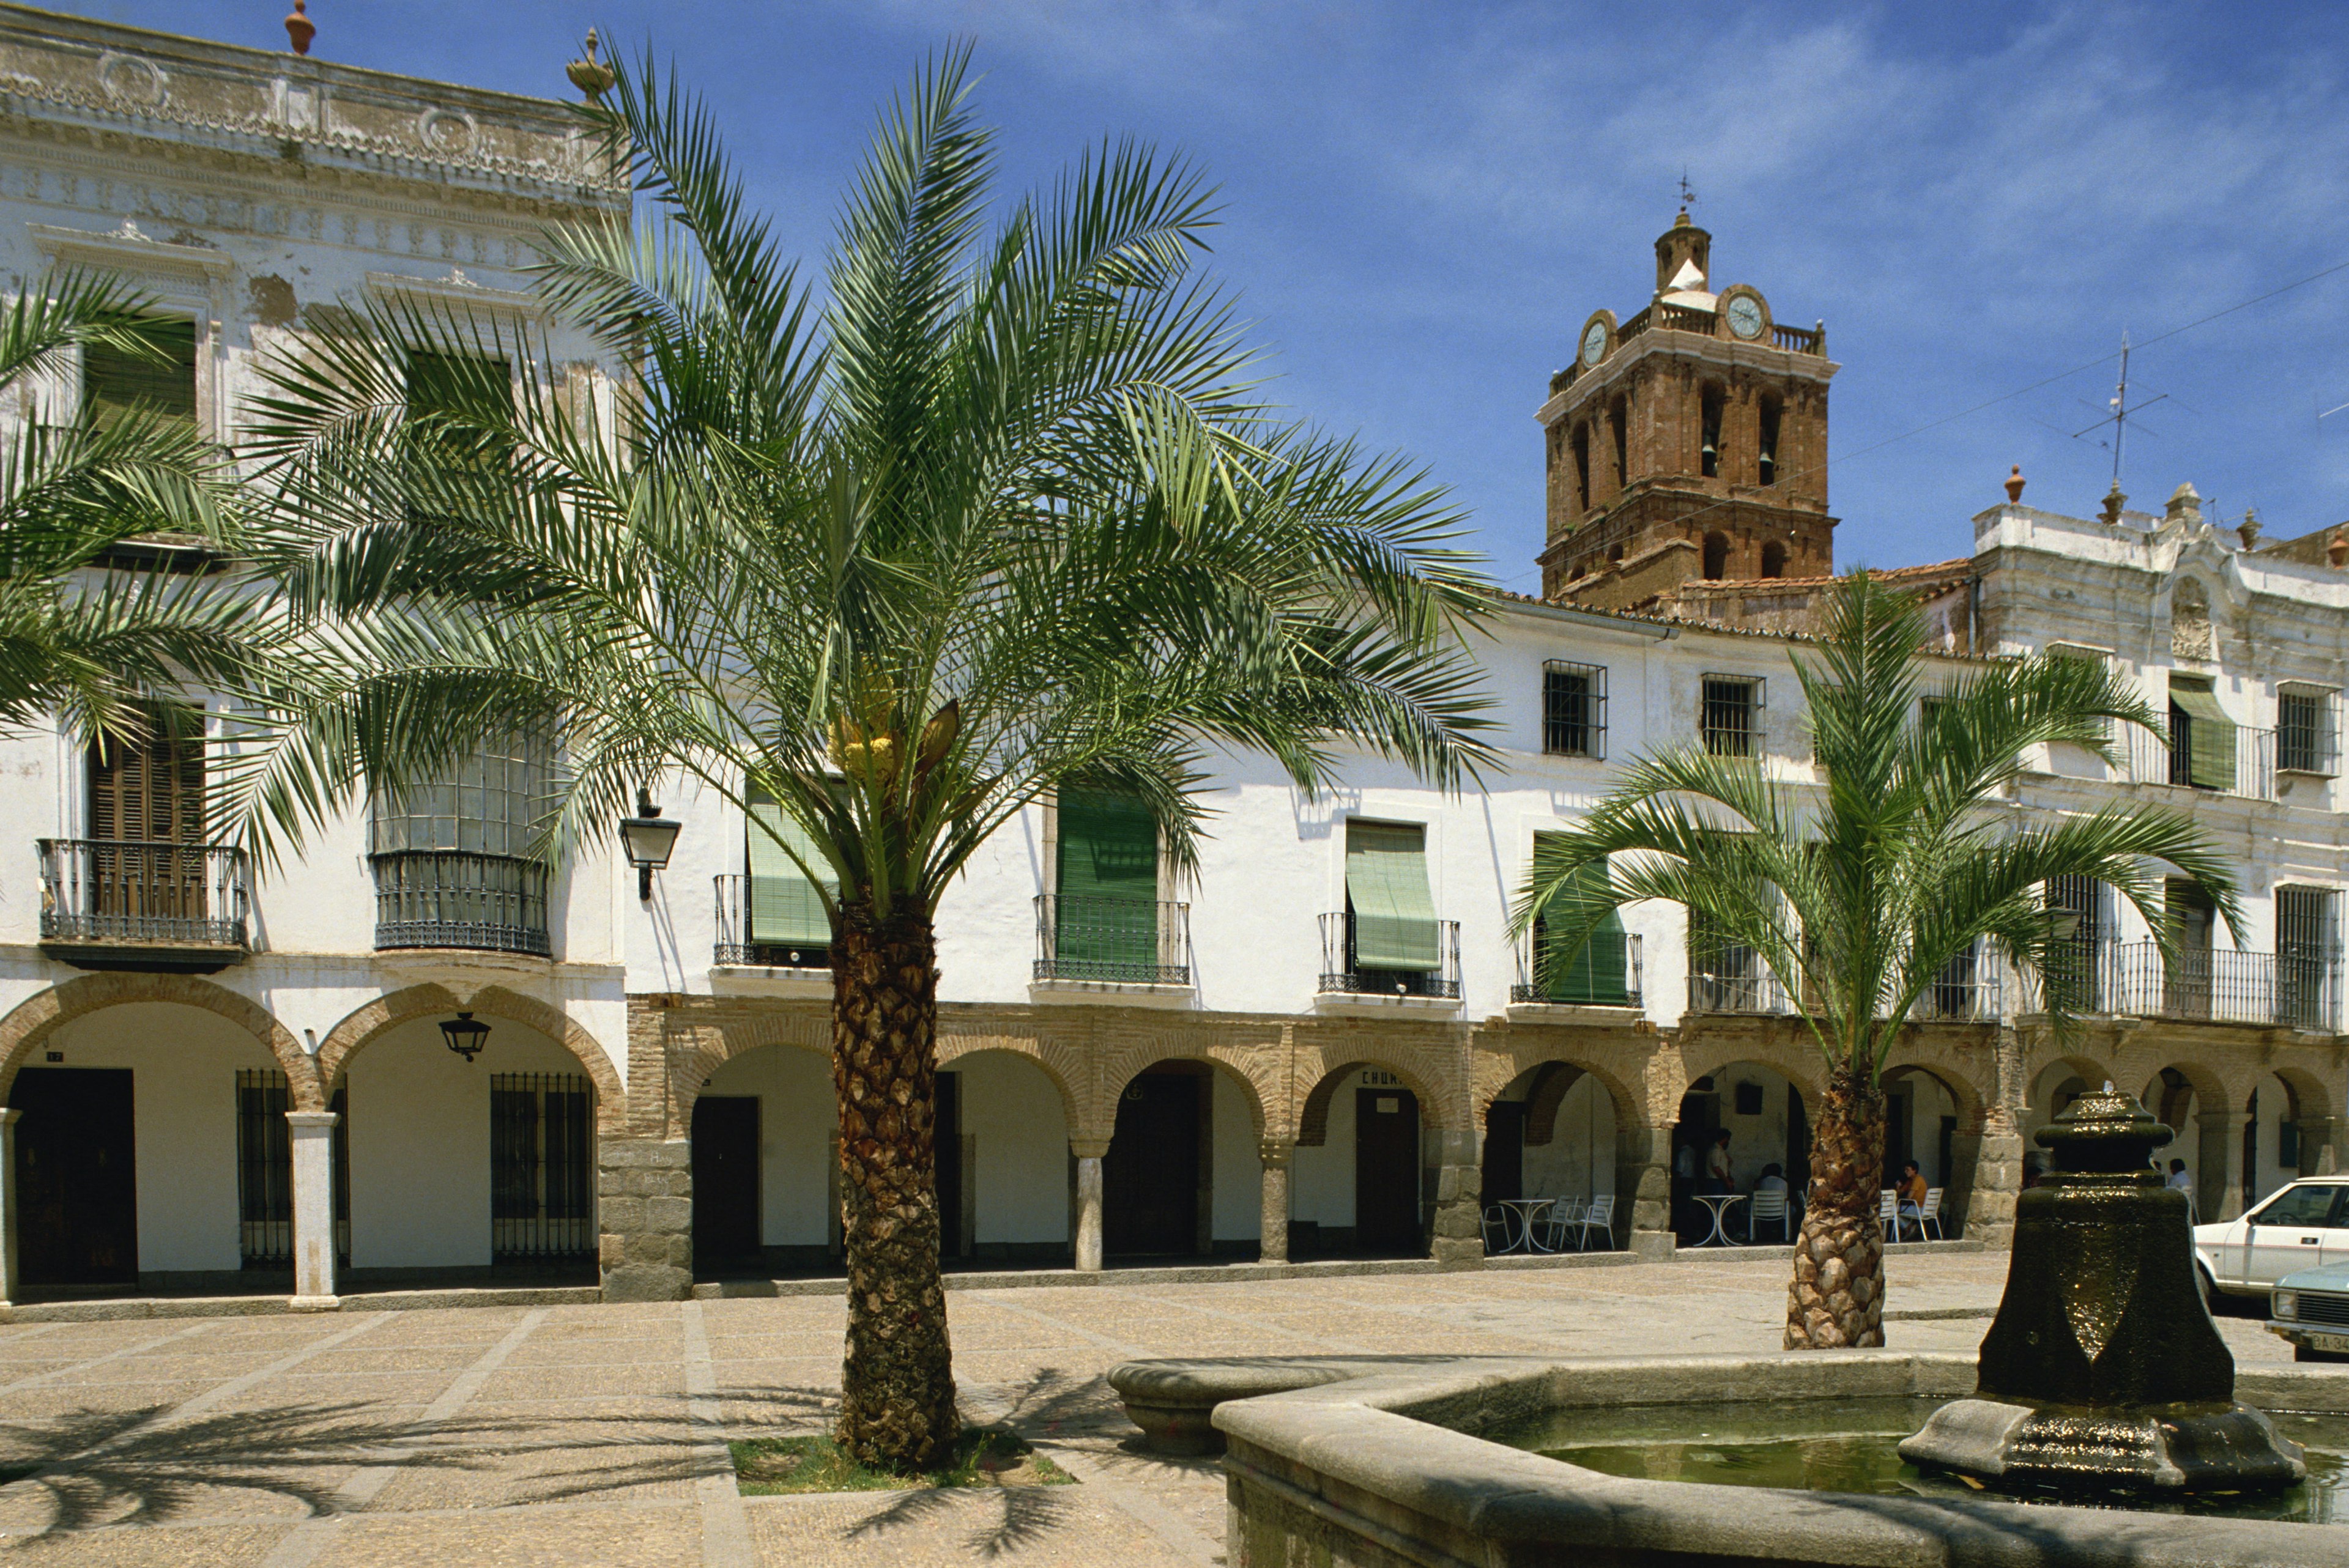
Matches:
[[620, 788, 681, 901], [440, 1011, 489, 1064]]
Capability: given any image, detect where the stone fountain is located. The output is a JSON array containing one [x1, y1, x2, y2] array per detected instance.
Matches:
[[1899, 1081, 2306, 1491]]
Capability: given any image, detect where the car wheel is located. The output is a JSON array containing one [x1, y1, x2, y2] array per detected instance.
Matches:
[[2295, 1344, 2349, 1364]]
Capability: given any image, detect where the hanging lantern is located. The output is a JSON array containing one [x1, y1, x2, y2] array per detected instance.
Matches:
[[439, 1011, 489, 1064]]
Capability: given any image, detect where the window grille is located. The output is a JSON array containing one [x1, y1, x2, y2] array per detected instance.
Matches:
[[1701, 676, 1761, 758], [490, 1073, 595, 1262], [2278, 689, 2335, 775], [370, 732, 552, 954], [2044, 875, 2109, 1012], [2276, 886, 2337, 1031], [236, 1068, 292, 1268], [1542, 660, 1607, 758]]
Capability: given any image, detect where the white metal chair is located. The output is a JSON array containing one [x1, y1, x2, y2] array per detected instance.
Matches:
[[1481, 1202, 1516, 1255], [1880, 1188, 1914, 1242], [1917, 1188, 1945, 1240], [1747, 1188, 1792, 1243], [1575, 1193, 1616, 1251]]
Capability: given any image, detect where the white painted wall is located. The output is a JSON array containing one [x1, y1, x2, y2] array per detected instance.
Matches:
[[699, 1045, 831, 1248], [1293, 1068, 1371, 1227], [959, 1051, 1069, 1246], [1520, 1074, 1618, 1200], [44, 1002, 278, 1273], [342, 1016, 582, 1270], [1690, 1063, 1800, 1189], [1210, 1067, 1262, 1241]]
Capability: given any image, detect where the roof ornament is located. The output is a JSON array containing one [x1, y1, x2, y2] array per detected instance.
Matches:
[[566, 28, 617, 102], [2238, 508, 2261, 551], [2099, 483, 2127, 527], [1666, 258, 1705, 292], [2003, 465, 2025, 505], [284, 1, 314, 56], [2164, 481, 2203, 528]]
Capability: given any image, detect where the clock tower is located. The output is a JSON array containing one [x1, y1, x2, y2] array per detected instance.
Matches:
[[1535, 210, 1838, 607]]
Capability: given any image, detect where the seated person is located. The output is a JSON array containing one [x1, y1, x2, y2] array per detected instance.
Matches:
[[1751, 1161, 1794, 1237], [1704, 1130, 1734, 1195], [2165, 1158, 2195, 1219], [1895, 1160, 1928, 1235]]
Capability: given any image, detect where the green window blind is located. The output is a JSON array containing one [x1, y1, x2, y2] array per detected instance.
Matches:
[[1534, 837, 1628, 1004], [1345, 820, 1439, 971], [83, 319, 196, 429], [2169, 678, 2234, 792], [747, 783, 834, 947], [1055, 786, 1158, 976]]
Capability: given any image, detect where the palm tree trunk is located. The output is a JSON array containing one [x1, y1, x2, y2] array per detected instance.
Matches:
[[831, 900, 958, 1470], [1784, 1060, 1887, 1349]]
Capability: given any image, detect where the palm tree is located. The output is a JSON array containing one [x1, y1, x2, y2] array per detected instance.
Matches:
[[0, 273, 244, 744], [1520, 571, 2237, 1349], [227, 51, 1494, 1469]]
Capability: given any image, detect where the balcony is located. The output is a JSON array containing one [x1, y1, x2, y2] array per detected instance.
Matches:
[[1318, 912, 1461, 1002], [2017, 940, 2334, 1030], [1909, 944, 2003, 1023], [2124, 723, 2276, 800], [370, 850, 549, 957], [1033, 894, 1189, 987], [713, 874, 829, 971], [1686, 945, 1791, 1016], [1510, 931, 1644, 1010], [38, 838, 250, 973]]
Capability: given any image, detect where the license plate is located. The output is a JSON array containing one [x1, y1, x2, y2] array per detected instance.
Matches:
[[2304, 1332, 2349, 1354]]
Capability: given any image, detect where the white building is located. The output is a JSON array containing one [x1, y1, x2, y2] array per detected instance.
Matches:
[[0, 7, 2337, 1314]]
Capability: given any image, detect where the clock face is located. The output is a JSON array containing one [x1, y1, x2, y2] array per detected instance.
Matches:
[[1581, 320, 1608, 366], [1726, 295, 1765, 341]]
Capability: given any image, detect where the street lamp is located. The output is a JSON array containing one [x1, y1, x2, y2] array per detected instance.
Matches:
[[440, 1011, 489, 1064], [620, 788, 681, 901]]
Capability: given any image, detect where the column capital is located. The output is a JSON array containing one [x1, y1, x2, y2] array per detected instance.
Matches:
[[1258, 1139, 1296, 1169], [286, 1111, 339, 1131], [0, 1108, 20, 1127], [1069, 1139, 1110, 1161]]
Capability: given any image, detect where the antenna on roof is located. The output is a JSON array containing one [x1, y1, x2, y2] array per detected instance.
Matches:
[[2070, 331, 2167, 492], [1678, 169, 1698, 210]]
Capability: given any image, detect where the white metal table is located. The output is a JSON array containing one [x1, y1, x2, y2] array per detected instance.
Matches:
[[1490, 1197, 1558, 1254], [1692, 1192, 1748, 1248]]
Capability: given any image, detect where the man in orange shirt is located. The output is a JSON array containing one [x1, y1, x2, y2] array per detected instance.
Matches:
[[1895, 1160, 1928, 1240]]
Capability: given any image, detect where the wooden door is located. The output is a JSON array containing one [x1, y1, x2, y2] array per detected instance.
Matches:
[[1104, 1072, 1198, 1257], [1354, 1087, 1421, 1256], [934, 1071, 962, 1261], [1482, 1101, 1525, 1207], [690, 1096, 760, 1273], [12, 1068, 137, 1288]]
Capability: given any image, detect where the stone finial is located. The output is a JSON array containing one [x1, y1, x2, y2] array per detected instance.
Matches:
[[2164, 481, 2203, 527], [2003, 465, 2025, 504], [566, 28, 617, 102], [2099, 483, 2126, 527], [2238, 508, 2261, 550], [284, 1, 314, 56], [2330, 530, 2348, 569]]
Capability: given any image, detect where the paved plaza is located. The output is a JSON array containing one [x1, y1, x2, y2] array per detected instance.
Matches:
[[0, 1255, 2291, 1564]]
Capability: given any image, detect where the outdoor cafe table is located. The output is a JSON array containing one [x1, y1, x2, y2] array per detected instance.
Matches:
[[1490, 1197, 1558, 1255], [1691, 1191, 1748, 1248]]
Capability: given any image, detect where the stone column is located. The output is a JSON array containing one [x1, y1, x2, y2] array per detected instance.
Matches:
[[1426, 1126, 1482, 1270], [1615, 1120, 1677, 1259], [1966, 1027, 2028, 1250], [2199, 1111, 2250, 1222], [599, 1137, 694, 1302], [287, 1110, 340, 1309], [1072, 1139, 1107, 1272], [1258, 1141, 1293, 1264], [0, 1109, 18, 1312], [2301, 1115, 2338, 1177]]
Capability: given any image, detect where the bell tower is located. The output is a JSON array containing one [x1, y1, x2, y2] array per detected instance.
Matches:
[[1535, 210, 1838, 607]]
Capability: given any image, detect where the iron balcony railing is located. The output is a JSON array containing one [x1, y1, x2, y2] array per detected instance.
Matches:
[[712, 873, 829, 969], [1319, 912, 1462, 999], [2124, 723, 2277, 800], [1685, 950, 1791, 1016], [38, 838, 250, 950], [2013, 939, 2336, 1030], [370, 849, 549, 956], [1908, 944, 2004, 1023], [1512, 930, 1644, 1007], [1033, 894, 1190, 986]]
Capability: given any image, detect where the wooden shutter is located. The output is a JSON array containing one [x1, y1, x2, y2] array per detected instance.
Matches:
[[1345, 820, 1439, 971], [746, 782, 834, 947], [1055, 786, 1159, 975], [87, 720, 203, 843], [1534, 836, 1628, 1004], [2168, 677, 2234, 792]]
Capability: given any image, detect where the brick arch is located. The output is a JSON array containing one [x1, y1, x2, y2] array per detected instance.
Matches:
[[316, 983, 625, 1135], [1097, 1046, 1269, 1149], [1879, 1059, 1986, 1131], [0, 972, 318, 1108], [2265, 1063, 2336, 1128], [664, 1006, 831, 1135], [1296, 1057, 1445, 1148], [1475, 1053, 1643, 1150], [2126, 1056, 2233, 1122], [1675, 1045, 1825, 1111], [938, 1037, 1084, 1145]]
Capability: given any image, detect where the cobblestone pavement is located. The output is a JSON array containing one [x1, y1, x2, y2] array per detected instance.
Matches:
[[0, 1254, 2290, 1564]]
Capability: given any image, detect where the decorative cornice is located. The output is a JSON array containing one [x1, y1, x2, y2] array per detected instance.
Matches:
[[29, 218, 231, 278]]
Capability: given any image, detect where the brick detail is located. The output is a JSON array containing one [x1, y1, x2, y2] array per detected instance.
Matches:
[[316, 982, 626, 1134], [598, 1136, 692, 1301], [0, 972, 319, 1108]]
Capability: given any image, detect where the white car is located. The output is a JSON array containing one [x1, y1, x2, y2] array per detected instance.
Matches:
[[2194, 1176, 2349, 1301]]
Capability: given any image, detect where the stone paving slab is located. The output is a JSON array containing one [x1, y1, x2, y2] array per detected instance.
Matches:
[[0, 1253, 2301, 1564]]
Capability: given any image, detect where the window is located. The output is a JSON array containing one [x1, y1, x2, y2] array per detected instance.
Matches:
[[236, 1068, 292, 1269], [2279, 689, 2335, 775], [1702, 531, 1729, 580], [1542, 660, 1607, 758], [1529, 840, 1629, 1004], [1344, 819, 1440, 982], [491, 1073, 595, 1262], [406, 348, 513, 525], [1759, 541, 1787, 579], [1701, 676, 1761, 757], [1609, 394, 1628, 490], [745, 782, 834, 966], [1757, 396, 1781, 486], [1571, 423, 1591, 512], [83, 316, 196, 431], [2044, 875, 2107, 1011], [2277, 885, 2336, 1030], [2247, 1183, 2340, 1229], [2167, 675, 2233, 792], [1053, 783, 1162, 980], [89, 712, 204, 845], [1700, 385, 1724, 478], [368, 731, 552, 954]]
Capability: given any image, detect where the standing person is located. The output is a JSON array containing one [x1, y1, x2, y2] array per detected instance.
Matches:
[[1894, 1160, 1928, 1240], [2167, 1158, 2197, 1222], [1706, 1130, 1735, 1195], [1672, 1138, 1699, 1240]]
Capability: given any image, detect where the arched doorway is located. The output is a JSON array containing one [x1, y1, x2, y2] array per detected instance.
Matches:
[[2141, 1065, 2204, 1218], [1292, 1063, 1428, 1260], [1482, 1061, 1620, 1249], [689, 1043, 831, 1278], [1104, 1060, 1262, 1264], [2247, 1071, 2304, 1208], [1673, 1062, 1808, 1244], [953, 1049, 1074, 1268]]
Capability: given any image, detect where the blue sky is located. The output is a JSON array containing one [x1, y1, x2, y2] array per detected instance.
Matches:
[[80, 1, 2349, 591]]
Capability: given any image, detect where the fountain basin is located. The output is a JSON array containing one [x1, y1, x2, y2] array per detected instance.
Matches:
[[1215, 1352, 2349, 1567]]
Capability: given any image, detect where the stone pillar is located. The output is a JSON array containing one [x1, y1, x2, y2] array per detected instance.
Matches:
[[2199, 1111, 2250, 1223], [2301, 1115, 2338, 1177], [0, 1109, 18, 1311], [599, 1137, 693, 1302], [1258, 1141, 1293, 1263], [1072, 1140, 1107, 1272], [1965, 1027, 2028, 1250], [1615, 1120, 1676, 1258], [1426, 1126, 1482, 1270], [287, 1110, 340, 1309]]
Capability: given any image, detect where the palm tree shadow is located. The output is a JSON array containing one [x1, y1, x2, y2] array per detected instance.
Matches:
[[844, 1480, 1075, 1558]]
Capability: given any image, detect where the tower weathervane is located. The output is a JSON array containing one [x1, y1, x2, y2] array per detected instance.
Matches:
[[1678, 169, 1697, 210]]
